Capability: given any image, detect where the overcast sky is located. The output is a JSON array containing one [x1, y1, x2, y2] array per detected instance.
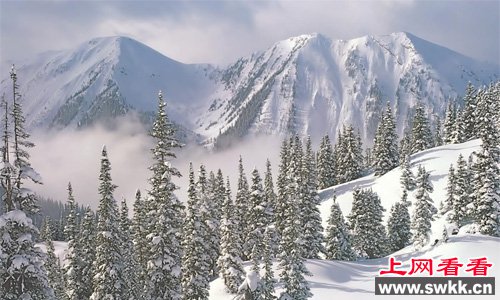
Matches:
[[1, 0, 499, 65]]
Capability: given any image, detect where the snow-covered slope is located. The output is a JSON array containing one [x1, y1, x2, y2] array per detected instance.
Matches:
[[1, 33, 498, 146], [210, 140, 500, 299], [319, 139, 482, 236], [209, 235, 500, 300]]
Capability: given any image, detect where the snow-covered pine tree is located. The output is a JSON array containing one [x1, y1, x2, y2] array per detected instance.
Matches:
[[469, 83, 500, 235], [451, 110, 465, 144], [90, 147, 126, 300], [443, 101, 456, 145], [411, 105, 434, 154], [337, 126, 363, 183], [0, 65, 54, 300], [325, 195, 356, 261], [261, 226, 277, 300], [64, 182, 83, 300], [236, 156, 251, 260], [78, 206, 96, 300], [44, 220, 65, 300], [275, 139, 290, 245], [39, 216, 54, 242], [120, 199, 139, 300], [450, 154, 472, 227], [372, 104, 399, 176], [247, 168, 267, 262], [441, 165, 456, 215], [131, 189, 148, 293], [348, 189, 387, 258], [278, 137, 312, 300], [461, 82, 478, 141], [411, 165, 437, 248], [0, 94, 12, 212], [64, 183, 78, 242], [434, 117, 443, 147], [144, 91, 184, 300], [472, 142, 500, 236], [400, 154, 416, 191], [182, 163, 210, 300], [263, 159, 278, 255], [475, 84, 500, 157], [218, 177, 245, 293], [399, 129, 412, 165], [300, 136, 324, 258], [387, 191, 412, 252], [205, 170, 224, 278], [316, 134, 335, 189]]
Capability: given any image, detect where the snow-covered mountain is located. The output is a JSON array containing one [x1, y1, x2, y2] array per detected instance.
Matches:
[[206, 32, 498, 147], [1, 33, 497, 147], [0, 37, 215, 132]]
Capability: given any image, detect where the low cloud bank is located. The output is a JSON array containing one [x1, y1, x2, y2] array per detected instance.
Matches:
[[28, 117, 282, 210]]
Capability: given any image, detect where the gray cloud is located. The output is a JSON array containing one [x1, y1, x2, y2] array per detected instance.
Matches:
[[1, 1, 498, 65]]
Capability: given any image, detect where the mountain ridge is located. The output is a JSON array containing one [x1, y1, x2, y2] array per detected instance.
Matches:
[[1, 32, 497, 147]]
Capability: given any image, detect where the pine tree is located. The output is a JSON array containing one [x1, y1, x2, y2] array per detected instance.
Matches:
[[300, 136, 324, 258], [205, 170, 223, 278], [39, 216, 54, 242], [0, 65, 54, 300], [261, 226, 277, 300], [387, 191, 412, 252], [278, 137, 312, 300], [337, 126, 363, 183], [472, 143, 500, 236], [90, 147, 126, 299], [372, 104, 399, 176], [120, 199, 139, 300], [181, 163, 210, 300], [78, 206, 96, 300], [64, 183, 83, 300], [451, 110, 465, 144], [461, 82, 478, 141], [411, 105, 434, 153], [0, 94, 13, 213], [317, 135, 335, 189], [44, 221, 65, 300], [64, 183, 78, 242], [247, 168, 267, 262], [442, 165, 456, 215], [325, 196, 356, 261], [218, 177, 245, 293], [235, 156, 251, 260], [400, 153, 416, 191], [443, 101, 456, 144], [411, 166, 437, 248], [131, 190, 148, 294], [144, 91, 184, 300], [263, 159, 278, 256], [399, 129, 412, 164], [450, 155, 472, 227], [434, 117, 443, 146], [475, 85, 500, 155], [275, 139, 290, 245], [348, 189, 387, 258]]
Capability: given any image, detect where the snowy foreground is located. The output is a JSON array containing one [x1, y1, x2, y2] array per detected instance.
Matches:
[[210, 139, 499, 299], [209, 234, 499, 300]]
